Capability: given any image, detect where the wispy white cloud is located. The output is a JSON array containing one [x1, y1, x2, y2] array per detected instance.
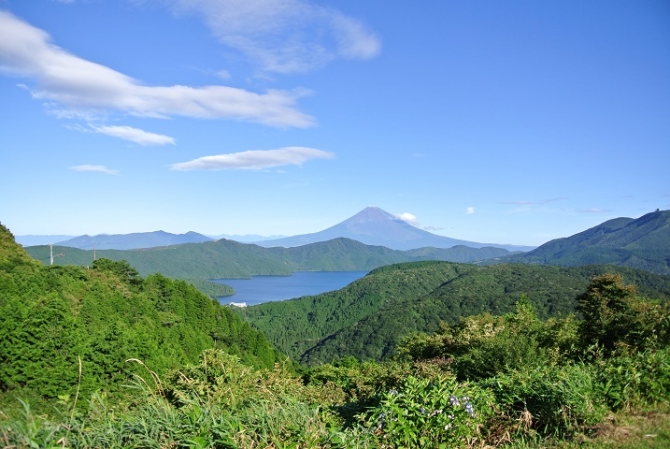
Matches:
[[171, 147, 334, 171], [90, 125, 176, 146], [577, 208, 611, 214], [466, 206, 475, 215], [499, 197, 564, 205], [396, 213, 418, 226], [164, 0, 381, 73], [0, 11, 314, 127], [69, 165, 120, 175]]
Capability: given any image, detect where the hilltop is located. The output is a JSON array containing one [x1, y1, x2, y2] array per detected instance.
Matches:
[[493, 209, 670, 274], [53, 230, 213, 250]]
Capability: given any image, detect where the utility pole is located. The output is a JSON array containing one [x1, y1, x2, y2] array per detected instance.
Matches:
[[50, 243, 54, 266]]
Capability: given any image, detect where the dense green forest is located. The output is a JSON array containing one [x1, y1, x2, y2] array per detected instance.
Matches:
[[0, 223, 284, 408], [238, 261, 670, 364]]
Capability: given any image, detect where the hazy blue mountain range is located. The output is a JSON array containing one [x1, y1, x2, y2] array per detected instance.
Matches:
[[207, 233, 287, 243], [54, 230, 213, 250], [18, 207, 533, 252], [15, 235, 75, 247], [25, 237, 512, 281], [256, 207, 534, 252], [489, 209, 670, 275]]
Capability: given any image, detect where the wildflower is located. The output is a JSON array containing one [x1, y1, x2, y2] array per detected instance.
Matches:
[[448, 414, 454, 420], [445, 423, 452, 430], [388, 389, 398, 396], [465, 402, 474, 417], [449, 395, 460, 406]]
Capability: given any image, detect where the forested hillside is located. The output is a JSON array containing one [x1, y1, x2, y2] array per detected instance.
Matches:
[[0, 222, 284, 405], [238, 261, 670, 365], [24, 237, 511, 283], [494, 209, 670, 274]]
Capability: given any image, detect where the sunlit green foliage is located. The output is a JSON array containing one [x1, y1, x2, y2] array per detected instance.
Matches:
[[0, 224, 284, 407]]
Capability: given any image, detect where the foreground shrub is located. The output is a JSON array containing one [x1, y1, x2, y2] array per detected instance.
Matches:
[[361, 374, 495, 448], [595, 346, 670, 410], [486, 363, 608, 436]]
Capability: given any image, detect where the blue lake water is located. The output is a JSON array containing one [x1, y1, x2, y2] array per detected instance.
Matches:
[[214, 271, 368, 306]]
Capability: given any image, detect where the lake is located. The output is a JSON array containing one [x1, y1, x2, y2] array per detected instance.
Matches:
[[214, 271, 368, 306]]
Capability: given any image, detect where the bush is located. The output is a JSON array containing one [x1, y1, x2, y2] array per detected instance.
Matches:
[[595, 347, 670, 410], [486, 363, 608, 436], [361, 374, 495, 448]]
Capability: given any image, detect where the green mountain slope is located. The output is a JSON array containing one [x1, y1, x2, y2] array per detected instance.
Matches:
[[237, 261, 477, 358], [497, 210, 670, 274], [0, 222, 284, 401], [238, 261, 670, 365], [24, 237, 512, 282]]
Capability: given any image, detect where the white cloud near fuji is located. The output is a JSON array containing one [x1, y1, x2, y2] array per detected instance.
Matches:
[[69, 165, 120, 175], [466, 207, 475, 215], [171, 147, 334, 171], [396, 213, 418, 226], [163, 0, 381, 73], [0, 11, 314, 127], [90, 125, 176, 146]]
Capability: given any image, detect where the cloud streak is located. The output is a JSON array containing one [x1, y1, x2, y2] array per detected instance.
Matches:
[[577, 208, 611, 214], [0, 11, 314, 127], [171, 147, 334, 171], [165, 0, 381, 73], [90, 125, 176, 146], [69, 165, 120, 175], [499, 197, 565, 205]]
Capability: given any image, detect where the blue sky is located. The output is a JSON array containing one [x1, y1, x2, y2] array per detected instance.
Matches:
[[1, 0, 668, 246]]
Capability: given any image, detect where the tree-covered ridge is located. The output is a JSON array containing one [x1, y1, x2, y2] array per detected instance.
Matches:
[[238, 262, 477, 359], [494, 209, 670, 274], [0, 222, 284, 404], [24, 237, 511, 282], [238, 261, 670, 365], [0, 223, 40, 272]]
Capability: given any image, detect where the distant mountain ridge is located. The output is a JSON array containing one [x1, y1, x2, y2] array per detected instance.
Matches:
[[256, 207, 533, 252], [55, 230, 213, 250], [493, 209, 670, 274], [18, 207, 534, 252], [15, 235, 75, 247]]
